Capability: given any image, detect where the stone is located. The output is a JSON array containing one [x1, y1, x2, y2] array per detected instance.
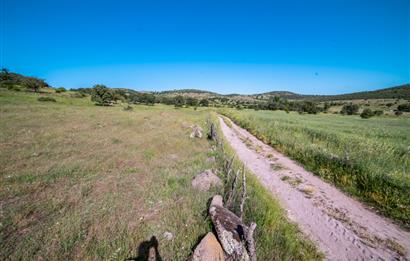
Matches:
[[210, 195, 223, 207], [209, 205, 250, 261], [191, 232, 225, 261], [206, 156, 216, 163], [190, 125, 203, 138], [192, 170, 222, 191], [163, 231, 173, 241]]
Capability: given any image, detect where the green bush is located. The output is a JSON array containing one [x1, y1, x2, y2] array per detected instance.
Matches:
[[340, 103, 359, 115], [5, 84, 22, 91], [38, 97, 56, 102], [123, 105, 133, 111], [91, 85, 114, 106], [70, 92, 87, 98], [360, 108, 374, 119], [397, 103, 410, 112], [395, 111, 403, 116], [55, 87, 66, 93], [174, 95, 185, 107]]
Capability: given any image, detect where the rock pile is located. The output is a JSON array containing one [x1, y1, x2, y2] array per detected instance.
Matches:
[[192, 195, 257, 261]]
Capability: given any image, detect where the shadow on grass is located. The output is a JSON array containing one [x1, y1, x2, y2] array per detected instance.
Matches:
[[127, 236, 162, 261]]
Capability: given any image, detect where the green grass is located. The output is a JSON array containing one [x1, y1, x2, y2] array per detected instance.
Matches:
[[219, 108, 410, 227], [0, 90, 321, 260], [0, 90, 218, 260]]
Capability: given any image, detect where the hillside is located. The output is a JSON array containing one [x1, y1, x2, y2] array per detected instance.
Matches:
[[147, 84, 410, 101], [293, 84, 410, 101]]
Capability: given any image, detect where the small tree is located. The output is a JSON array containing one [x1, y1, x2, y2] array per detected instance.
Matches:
[[199, 98, 209, 107], [174, 95, 185, 107], [24, 77, 48, 92], [186, 97, 198, 107], [91, 84, 114, 106], [397, 103, 410, 112], [340, 103, 359, 115], [323, 102, 331, 112], [360, 108, 374, 119], [55, 87, 66, 93]]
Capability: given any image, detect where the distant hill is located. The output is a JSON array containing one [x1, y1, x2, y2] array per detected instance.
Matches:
[[158, 85, 410, 101], [290, 84, 410, 101], [2, 69, 408, 101]]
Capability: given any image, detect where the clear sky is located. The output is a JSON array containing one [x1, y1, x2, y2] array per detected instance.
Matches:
[[1, 0, 409, 94]]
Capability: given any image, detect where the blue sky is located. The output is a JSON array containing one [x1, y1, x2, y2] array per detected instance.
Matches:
[[1, 0, 409, 94]]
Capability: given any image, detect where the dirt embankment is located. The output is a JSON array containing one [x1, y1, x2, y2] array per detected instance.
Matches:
[[219, 116, 410, 260]]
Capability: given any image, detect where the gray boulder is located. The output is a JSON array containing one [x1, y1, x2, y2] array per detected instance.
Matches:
[[192, 170, 222, 191]]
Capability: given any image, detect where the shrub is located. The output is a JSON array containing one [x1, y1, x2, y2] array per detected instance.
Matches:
[[55, 87, 66, 93], [38, 96, 56, 102], [70, 92, 86, 98], [186, 97, 198, 107], [374, 110, 383, 116], [91, 84, 114, 106], [395, 111, 403, 116], [340, 103, 359, 115], [174, 95, 185, 107], [199, 98, 209, 107], [24, 77, 48, 92], [6, 85, 21, 91], [360, 108, 374, 119], [123, 105, 133, 111], [397, 103, 410, 112]]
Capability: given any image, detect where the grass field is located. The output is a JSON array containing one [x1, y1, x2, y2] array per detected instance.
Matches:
[[219, 109, 410, 227], [0, 90, 320, 260]]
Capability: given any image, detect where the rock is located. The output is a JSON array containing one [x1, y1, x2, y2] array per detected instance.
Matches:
[[191, 232, 225, 261], [163, 231, 173, 241], [209, 205, 250, 260], [210, 195, 223, 207], [206, 156, 216, 163], [192, 170, 222, 191], [190, 125, 203, 138]]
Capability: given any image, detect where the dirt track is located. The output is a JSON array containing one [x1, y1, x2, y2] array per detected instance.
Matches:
[[219, 116, 410, 260]]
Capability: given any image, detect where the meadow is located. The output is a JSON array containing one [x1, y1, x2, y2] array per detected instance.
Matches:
[[219, 109, 410, 227], [0, 90, 320, 260]]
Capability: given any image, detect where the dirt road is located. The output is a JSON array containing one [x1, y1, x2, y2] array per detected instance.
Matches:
[[218, 116, 410, 260]]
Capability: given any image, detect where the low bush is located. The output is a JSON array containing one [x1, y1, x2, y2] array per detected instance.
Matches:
[[70, 92, 87, 98], [397, 103, 410, 112], [360, 108, 374, 119], [38, 96, 56, 102], [340, 103, 359, 115], [55, 87, 66, 93], [374, 110, 383, 116], [395, 111, 403, 116], [123, 105, 133, 111]]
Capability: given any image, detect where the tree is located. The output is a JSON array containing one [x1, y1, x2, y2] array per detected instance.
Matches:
[[55, 87, 66, 93], [91, 84, 114, 106], [340, 103, 359, 115], [174, 95, 185, 107], [186, 97, 198, 107], [24, 77, 48, 92], [397, 103, 410, 112], [323, 102, 331, 112], [360, 108, 374, 119], [199, 98, 209, 107]]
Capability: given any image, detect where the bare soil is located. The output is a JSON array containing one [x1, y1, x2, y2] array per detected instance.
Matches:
[[219, 116, 410, 260]]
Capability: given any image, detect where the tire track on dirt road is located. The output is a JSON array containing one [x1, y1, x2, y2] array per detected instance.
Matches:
[[218, 116, 410, 261]]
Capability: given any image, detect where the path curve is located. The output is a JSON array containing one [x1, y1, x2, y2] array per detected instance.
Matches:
[[218, 116, 410, 261]]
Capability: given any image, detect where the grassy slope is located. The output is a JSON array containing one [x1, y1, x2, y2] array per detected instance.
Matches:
[[220, 109, 410, 227], [0, 91, 219, 260], [0, 90, 321, 260]]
